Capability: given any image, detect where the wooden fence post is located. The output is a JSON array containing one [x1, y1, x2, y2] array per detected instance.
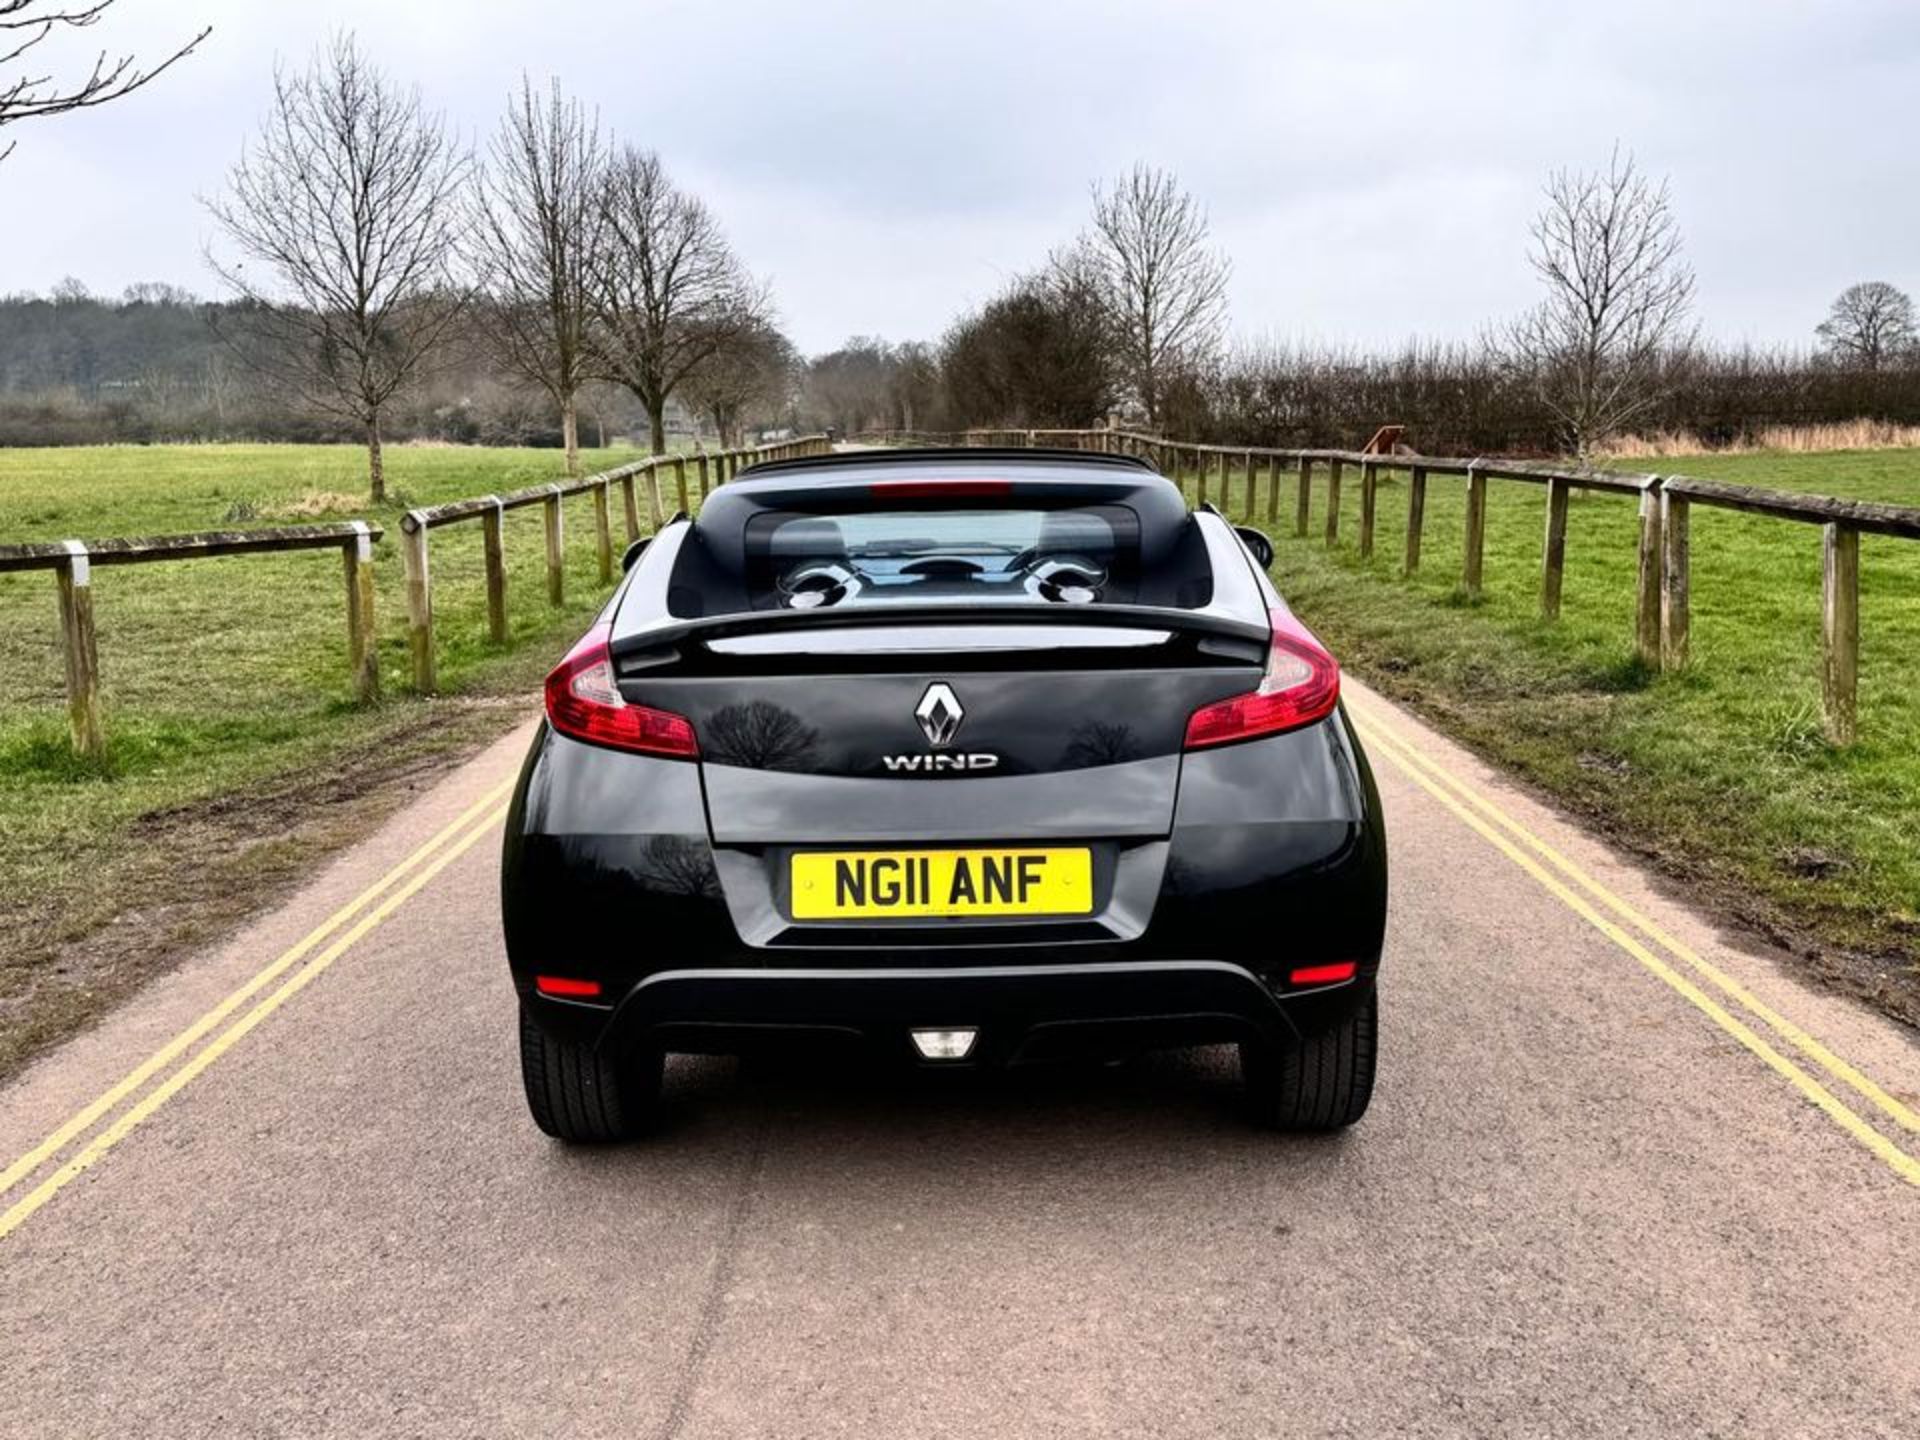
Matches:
[[1462, 464, 1487, 597], [1823, 522, 1859, 746], [1660, 491, 1690, 670], [1635, 487, 1664, 668], [645, 464, 666, 530], [1325, 459, 1344, 546], [621, 473, 641, 544], [675, 458, 690, 514], [1404, 467, 1427, 577], [481, 498, 508, 644], [1360, 461, 1378, 559], [1264, 457, 1281, 524], [53, 540, 105, 759], [1195, 450, 1210, 507], [543, 485, 565, 607], [593, 479, 614, 585], [343, 522, 378, 701], [1295, 458, 1313, 536], [1541, 476, 1569, 619], [401, 514, 436, 694], [695, 453, 710, 505]]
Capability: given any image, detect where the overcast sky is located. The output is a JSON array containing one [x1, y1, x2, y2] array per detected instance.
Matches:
[[1, 0, 1914, 355]]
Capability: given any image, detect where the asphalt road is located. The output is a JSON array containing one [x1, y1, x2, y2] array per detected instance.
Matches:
[[3, 680, 1918, 1438]]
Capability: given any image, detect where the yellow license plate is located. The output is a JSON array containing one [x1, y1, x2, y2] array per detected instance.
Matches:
[[790, 848, 1093, 920]]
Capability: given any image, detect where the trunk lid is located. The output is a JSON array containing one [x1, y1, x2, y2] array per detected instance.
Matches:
[[615, 619, 1264, 844]]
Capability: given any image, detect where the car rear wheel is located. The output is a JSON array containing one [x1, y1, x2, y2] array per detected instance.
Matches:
[[1240, 989, 1377, 1131], [519, 1007, 663, 1142]]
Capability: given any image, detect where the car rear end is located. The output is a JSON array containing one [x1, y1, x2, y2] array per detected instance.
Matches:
[[502, 449, 1386, 1138]]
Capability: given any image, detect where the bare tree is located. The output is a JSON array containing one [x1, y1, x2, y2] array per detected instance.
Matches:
[[703, 700, 819, 772], [1504, 147, 1696, 456], [887, 341, 942, 433], [802, 337, 897, 436], [1076, 163, 1230, 426], [589, 146, 767, 454], [682, 320, 796, 446], [0, 1, 207, 162], [1815, 282, 1917, 372], [941, 270, 1114, 429], [469, 77, 605, 475], [204, 33, 471, 501]]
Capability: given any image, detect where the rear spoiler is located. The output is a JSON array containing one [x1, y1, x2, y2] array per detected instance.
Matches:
[[609, 600, 1272, 663]]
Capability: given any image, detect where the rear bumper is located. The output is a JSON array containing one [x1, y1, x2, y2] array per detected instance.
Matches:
[[524, 961, 1372, 1066]]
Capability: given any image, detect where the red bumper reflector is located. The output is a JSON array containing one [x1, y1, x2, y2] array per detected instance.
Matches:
[[1288, 962, 1358, 987], [535, 975, 603, 999]]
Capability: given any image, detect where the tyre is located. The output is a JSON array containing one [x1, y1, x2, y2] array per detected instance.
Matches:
[[1240, 988, 1377, 1131], [519, 1007, 663, 1142]]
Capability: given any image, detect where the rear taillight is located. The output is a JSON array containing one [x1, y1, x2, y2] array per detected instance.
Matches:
[[1184, 607, 1340, 750], [544, 624, 698, 758]]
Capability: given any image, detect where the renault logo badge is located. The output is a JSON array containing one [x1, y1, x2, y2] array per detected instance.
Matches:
[[915, 682, 964, 748]]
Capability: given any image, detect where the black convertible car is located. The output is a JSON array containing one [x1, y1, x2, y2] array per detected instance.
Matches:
[[502, 447, 1386, 1140]]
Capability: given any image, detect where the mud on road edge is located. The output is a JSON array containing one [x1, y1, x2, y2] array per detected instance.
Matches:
[[0, 693, 537, 1086]]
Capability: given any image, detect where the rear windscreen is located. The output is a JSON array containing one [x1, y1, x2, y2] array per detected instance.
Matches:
[[741, 506, 1143, 611]]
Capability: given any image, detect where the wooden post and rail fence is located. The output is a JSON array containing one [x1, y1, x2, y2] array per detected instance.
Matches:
[[0, 522, 384, 761], [849, 425, 1920, 748], [8, 425, 1909, 758], [0, 435, 829, 760], [395, 435, 827, 693]]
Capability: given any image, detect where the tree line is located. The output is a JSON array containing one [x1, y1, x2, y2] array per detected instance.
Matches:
[[8, 16, 1920, 469], [858, 150, 1920, 458], [2, 32, 797, 498]]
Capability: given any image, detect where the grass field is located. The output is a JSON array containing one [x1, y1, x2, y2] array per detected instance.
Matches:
[[1172, 446, 1920, 1022], [4, 438, 1919, 1073], [0, 441, 668, 1074]]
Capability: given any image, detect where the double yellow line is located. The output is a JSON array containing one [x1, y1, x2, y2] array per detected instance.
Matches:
[[8, 706, 1912, 1235], [1349, 702, 1920, 1189], [0, 781, 515, 1242]]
